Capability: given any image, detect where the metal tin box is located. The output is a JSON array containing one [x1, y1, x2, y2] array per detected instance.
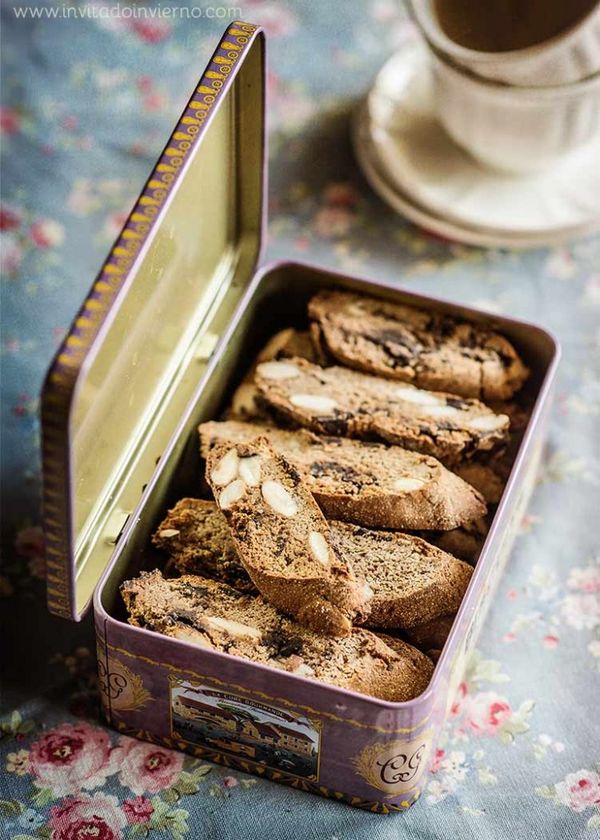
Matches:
[[41, 22, 560, 813]]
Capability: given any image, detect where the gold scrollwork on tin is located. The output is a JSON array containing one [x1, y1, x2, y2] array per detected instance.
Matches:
[[98, 656, 151, 712], [353, 729, 433, 798]]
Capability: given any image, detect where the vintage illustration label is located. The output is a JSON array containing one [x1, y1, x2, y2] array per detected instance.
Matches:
[[353, 729, 433, 798], [170, 678, 321, 781]]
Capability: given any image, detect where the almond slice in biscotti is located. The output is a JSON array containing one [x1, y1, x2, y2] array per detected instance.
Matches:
[[199, 419, 487, 530], [205, 437, 372, 636], [308, 289, 529, 400], [226, 328, 329, 422], [254, 357, 509, 465], [331, 522, 473, 630], [120, 570, 432, 702]]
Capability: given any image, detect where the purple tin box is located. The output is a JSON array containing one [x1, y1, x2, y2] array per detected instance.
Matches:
[[41, 22, 560, 813]]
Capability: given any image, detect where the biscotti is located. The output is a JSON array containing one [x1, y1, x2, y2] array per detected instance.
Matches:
[[454, 463, 505, 504], [422, 517, 489, 564], [205, 437, 372, 636], [153, 498, 255, 591], [308, 290, 529, 400], [153, 498, 471, 631], [227, 329, 327, 421], [332, 522, 472, 629], [120, 571, 433, 702], [199, 419, 487, 530], [254, 357, 510, 464], [403, 614, 456, 653]]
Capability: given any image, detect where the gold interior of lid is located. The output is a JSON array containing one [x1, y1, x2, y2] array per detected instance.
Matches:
[[71, 40, 263, 616]]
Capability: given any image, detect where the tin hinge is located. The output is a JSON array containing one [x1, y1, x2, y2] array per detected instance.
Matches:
[[103, 508, 132, 546]]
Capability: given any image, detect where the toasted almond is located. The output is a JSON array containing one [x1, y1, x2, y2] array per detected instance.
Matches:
[[393, 477, 427, 492], [261, 480, 298, 517], [290, 393, 338, 413], [308, 531, 330, 565], [239, 454, 262, 486], [219, 479, 246, 509], [211, 448, 240, 486], [257, 361, 301, 380]]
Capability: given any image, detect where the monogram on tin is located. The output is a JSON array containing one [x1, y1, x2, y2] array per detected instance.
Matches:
[[375, 742, 427, 785], [97, 656, 151, 712], [352, 730, 433, 798]]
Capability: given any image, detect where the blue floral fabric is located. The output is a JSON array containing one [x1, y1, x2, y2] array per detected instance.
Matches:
[[1, 2, 599, 839]]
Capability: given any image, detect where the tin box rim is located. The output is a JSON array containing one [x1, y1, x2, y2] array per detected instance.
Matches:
[[94, 258, 561, 712], [41, 21, 266, 621]]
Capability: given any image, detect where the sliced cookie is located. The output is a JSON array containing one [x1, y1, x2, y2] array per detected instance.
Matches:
[[153, 498, 255, 591], [227, 329, 327, 422], [403, 614, 456, 653], [205, 437, 372, 636], [331, 522, 472, 630], [419, 516, 490, 564], [308, 290, 529, 400], [254, 357, 510, 464], [121, 570, 433, 702], [454, 463, 506, 504], [154, 499, 471, 631], [200, 419, 487, 530]]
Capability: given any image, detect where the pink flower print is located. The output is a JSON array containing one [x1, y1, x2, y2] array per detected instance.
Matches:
[[568, 567, 600, 593], [130, 19, 172, 43], [1, 235, 23, 275], [122, 796, 154, 824], [555, 770, 600, 812], [543, 634, 559, 649], [0, 205, 21, 231], [116, 738, 184, 795], [449, 681, 468, 718], [29, 219, 65, 248], [462, 692, 512, 736], [29, 722, 118, 796], [222, 776, 238, 788], [49, 793, 126, 840], [0, 106, 21, 135], [429, 748, 445, 773]]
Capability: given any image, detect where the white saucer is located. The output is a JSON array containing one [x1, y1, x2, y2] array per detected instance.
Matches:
[[353, 41, 600, 248]]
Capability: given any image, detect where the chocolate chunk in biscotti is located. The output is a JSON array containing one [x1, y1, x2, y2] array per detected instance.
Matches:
[[199, 420, 487, 531], [308, 290, 529, 400], [205, 437, 372, 636], [153, 499, 471, 631], [153, 498, 255, 592], [226, 329, 329, 422], [120, 571, 433, 702], [331, 522, 472, 630], [254, 358, 510, 464], [403, 614, 456, 653]]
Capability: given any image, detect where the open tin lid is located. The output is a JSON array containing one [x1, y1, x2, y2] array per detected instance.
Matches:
[[41, 22, 265, 621]]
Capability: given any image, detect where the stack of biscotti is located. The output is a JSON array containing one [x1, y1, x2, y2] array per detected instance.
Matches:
[[121, 571, 433, 702], [153, 498, 473, 632], [122, 288, 530, 700]]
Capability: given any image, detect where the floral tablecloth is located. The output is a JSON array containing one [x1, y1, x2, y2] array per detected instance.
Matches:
[[1, 2, 599, 838]]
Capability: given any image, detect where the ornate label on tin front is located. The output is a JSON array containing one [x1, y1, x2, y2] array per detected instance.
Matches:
[[353, 729, 433, 797], [170, 679, 321, 780]]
